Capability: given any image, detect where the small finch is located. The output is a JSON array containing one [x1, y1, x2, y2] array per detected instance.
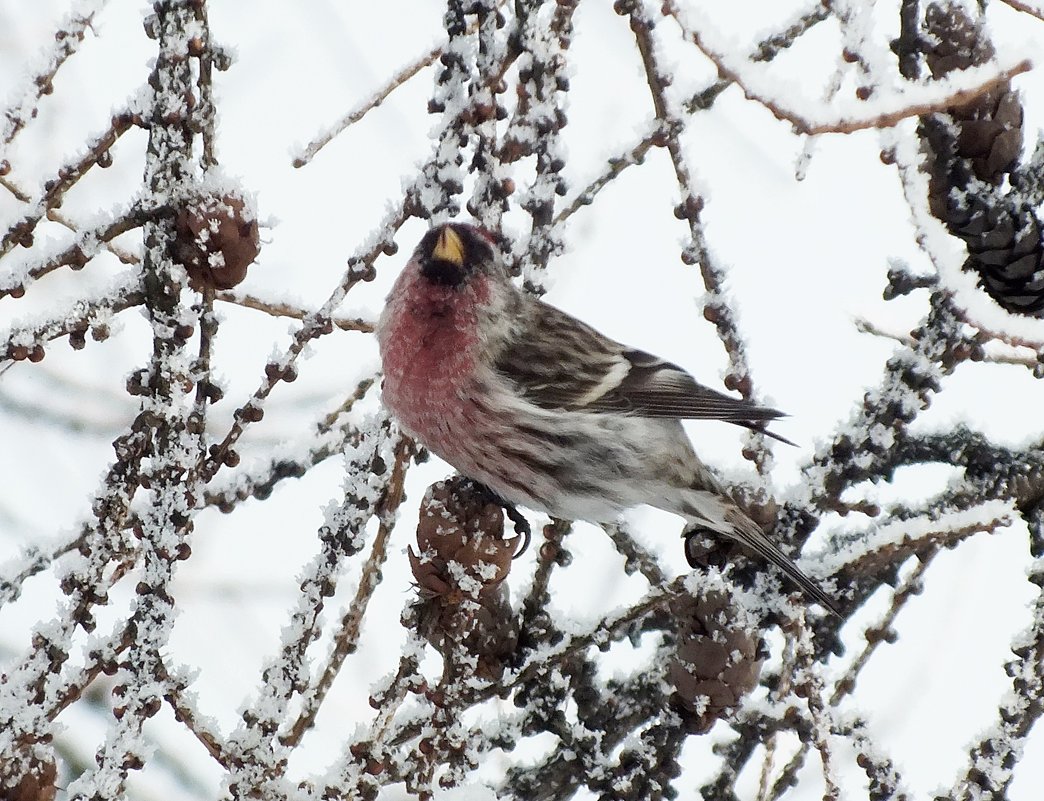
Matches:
[[376, 222, 837, 614]]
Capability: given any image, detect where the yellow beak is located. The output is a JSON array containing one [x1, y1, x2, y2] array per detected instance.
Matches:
[[432, 226, 465, 266]]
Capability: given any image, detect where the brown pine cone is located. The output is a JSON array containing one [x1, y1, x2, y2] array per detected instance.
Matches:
[[407, 477, 521, 681], [919, 3, 1042, 316], [668, 590, 764, 733], [173, 191, 260, 291], [7, 750, 57, 801]]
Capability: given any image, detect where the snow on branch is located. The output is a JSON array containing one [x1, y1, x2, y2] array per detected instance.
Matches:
[[668, 0, 1033, 136], [626, 0, 778, 475], [0, 0, 107, 149], [1, 269, 142, 362], [0, 112, 135, 259], [4, 1, 1044, 799]]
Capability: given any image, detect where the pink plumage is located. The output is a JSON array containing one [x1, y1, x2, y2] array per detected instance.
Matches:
[[377, 259, 499, 485]]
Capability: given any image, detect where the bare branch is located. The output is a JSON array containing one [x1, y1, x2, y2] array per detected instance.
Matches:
[[216, 289, 375, 332], [999, 0, 1044, 23], [0, 112, 135, 258], [667, 3, 1033, 136], [0, 0, 104, 147]]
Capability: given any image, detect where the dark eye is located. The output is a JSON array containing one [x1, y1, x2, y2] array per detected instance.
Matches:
[[457, 226, 496, 264]]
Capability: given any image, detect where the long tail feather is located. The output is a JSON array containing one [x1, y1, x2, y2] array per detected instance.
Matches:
[[722, 508, 840, 616], [680, 488, 839, 616]]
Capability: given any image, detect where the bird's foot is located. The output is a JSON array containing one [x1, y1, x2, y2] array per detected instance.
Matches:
[[681, 526, 732, 571], [464, 478, 532, 558]]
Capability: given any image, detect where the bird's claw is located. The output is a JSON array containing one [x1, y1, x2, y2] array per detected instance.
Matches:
[[465, 478, 532, 558], [681, 526, 730, 571], [502, 503, 532, 558]]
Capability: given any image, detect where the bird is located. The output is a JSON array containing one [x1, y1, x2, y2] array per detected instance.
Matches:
[[375, 222, 837, 615]]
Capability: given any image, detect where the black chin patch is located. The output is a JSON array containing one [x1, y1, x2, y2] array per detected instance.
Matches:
[[421, 258, 465, 287]]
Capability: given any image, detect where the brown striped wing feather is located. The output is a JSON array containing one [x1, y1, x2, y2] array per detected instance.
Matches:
[[495, 300, 792, 445]]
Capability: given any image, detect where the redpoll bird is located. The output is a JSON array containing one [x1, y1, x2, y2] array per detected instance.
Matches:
[[376, 223, 837, 615]]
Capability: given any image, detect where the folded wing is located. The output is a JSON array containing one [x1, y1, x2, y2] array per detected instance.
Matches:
[[495, 300, 792, 444]]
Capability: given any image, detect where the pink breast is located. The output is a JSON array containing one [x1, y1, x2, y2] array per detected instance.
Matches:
[[379, 286, 481, 448]]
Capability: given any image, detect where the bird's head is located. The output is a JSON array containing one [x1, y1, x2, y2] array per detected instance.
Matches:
[[414, 223, 501, 288]]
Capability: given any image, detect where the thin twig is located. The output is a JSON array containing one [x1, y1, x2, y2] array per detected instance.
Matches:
[[999, 0, 1044, 23], [198, 199, 407, 482], [555, 4, 826, 231], [601, 522, 667, 585], [1, 0, 103, 147], [0, 112, 135, 258], [949, 505, 1044, 800], [292, 15, 489, 169], [830, 557, 933, 705], [0, 174, 140, 265], [191, 0, 219, 170], [628, 2, 773, 473], [163, 669, 236, 768], [293, 48, 437, 168], [0, 210, 148, 298], [224, 423, 400, 794], [855, 316, 1038, 368], [215, 290, 374, 332], [281, 436, 412, 747], [202, 377, 374, 513], [667, 3, 1033, 136], [794, 619, 842, 801], [835, 510, 1011, 583], [1, 278, 143, 360]]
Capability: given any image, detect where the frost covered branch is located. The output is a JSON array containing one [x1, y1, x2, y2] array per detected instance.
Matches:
[[626, 0, 778, 475], [3, 1, 1044, 799], [0, 112, 135, 258], [215, 289, 375, 333], [0, 0, 104, 148], [1, 272, 143, 361], [667, 1, 1033, 136], [855, 315, 1039, 369]]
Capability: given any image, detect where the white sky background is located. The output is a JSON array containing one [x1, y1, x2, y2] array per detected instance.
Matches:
[[2, 0, 1044, 799]]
